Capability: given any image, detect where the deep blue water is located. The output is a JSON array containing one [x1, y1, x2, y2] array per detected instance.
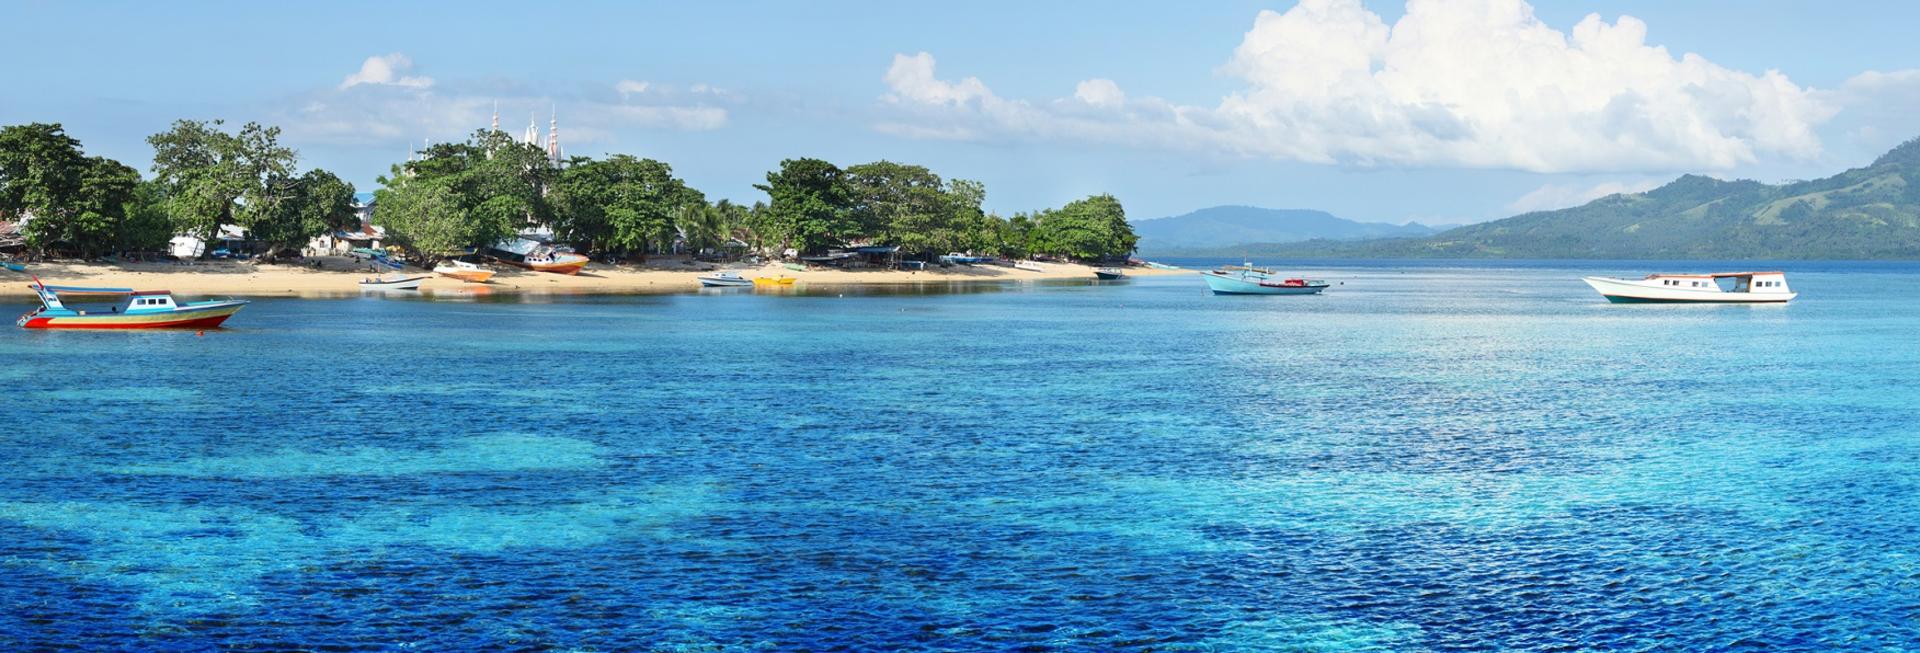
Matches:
[[2, 261, 1917, 651]]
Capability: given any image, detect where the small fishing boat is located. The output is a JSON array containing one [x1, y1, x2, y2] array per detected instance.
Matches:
[[1202, 264, 1330, 295], [1015, 260, 1046, 272], [17, 281, 248, 329], [433, 260, 496, 283], [1094, 267, 1126, 280], [1583, 271, 1796, 303], [1145, 261, 1181, 270], [698, 272, 754, 287], [753, 276, 797, 286], [359, 274, 430, 291]]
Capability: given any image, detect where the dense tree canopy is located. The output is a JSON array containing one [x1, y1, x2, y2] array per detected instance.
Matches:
[[146, 119, 354, 259], [0, 123, 153, 257], [756, 158, 857, 255], [373, 130, 555, 258], [551, 154, 703, 258], [1026, 194, 1137, 260]]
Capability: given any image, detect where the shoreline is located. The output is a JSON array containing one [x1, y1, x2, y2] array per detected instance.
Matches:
[[0, 259, 1191, 299]]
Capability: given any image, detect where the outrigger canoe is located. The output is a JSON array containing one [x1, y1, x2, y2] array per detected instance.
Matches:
[[17, 282, 248, 329]]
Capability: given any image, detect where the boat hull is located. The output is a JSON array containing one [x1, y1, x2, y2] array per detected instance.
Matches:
[[1582, 277, 1795, 303], [434, 267, 495, 283], [502, 258, 588, 275], [19, 301, 247, 329], [699, 276, 754, 287], [360, 275, 429, 291], [1202, 272, 1328, 295]]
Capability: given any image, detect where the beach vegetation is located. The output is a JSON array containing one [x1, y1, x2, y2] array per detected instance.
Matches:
[[146, 120, 356, 260], [0, 123, 151, 258]]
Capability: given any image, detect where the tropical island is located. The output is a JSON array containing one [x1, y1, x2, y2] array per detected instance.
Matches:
[[0, 119, 1159, 297], [1145, 138, 1920, 260]]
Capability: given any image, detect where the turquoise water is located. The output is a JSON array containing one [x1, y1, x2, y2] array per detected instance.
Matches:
[[2, 261, 1917, 650]]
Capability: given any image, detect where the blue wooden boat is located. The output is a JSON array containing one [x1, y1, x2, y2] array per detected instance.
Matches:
[[17, 281, 248, 329], [1201, 264, 1330, 295]]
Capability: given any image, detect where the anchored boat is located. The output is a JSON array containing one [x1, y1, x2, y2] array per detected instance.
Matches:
[[17, 282, 248, 329], [1583, 271, 1796, 303], [359, 274, 430, 291], [698, 272, 754, 287], [1094, 267, 1126, 280], [1201, 264, 1330, 295]]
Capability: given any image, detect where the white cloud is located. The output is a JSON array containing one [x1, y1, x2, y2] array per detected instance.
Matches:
[[1073, 79, 1126, 108], [883, 52, 993, 107], [1821, 69, 1920, 156], [876, 0, 1837, 174], [339, 53, 434, 90], [615, 80, 651, 97], [1506, 179, 1664, 213]]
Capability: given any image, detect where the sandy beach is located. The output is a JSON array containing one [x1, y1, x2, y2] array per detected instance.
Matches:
[[0, 257, 1190, 299]]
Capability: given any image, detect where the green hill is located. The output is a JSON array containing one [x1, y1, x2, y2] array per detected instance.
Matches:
[[1240, 138, 1920, 260]]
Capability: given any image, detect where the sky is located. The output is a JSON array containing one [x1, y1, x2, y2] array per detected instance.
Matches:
[[4, 0, 1919, 226]]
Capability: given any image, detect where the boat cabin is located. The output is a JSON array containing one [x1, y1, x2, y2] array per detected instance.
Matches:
[[30, 285, 181, 315], [1644, 271, 1791, 294]]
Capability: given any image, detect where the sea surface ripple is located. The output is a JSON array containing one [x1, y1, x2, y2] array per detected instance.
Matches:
[[1, 260, 1916, 651]]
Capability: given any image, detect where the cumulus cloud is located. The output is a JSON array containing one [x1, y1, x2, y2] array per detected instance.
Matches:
[[1074, 79, 1126, 108], [1506, 179, 1664, 213], [339, 53, 434, 90], [1820, 69, 1920, 156], [876, 0, 1838, 174]]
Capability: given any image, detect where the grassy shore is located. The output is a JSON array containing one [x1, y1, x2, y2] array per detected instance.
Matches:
[[0, 257, 1189, 298]]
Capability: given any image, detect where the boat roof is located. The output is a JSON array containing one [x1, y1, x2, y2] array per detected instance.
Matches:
[[31, 284, 172, 296], [1645, 271, 1784, 279]]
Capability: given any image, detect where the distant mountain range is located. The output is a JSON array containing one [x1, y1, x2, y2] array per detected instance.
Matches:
[[1206, 139, 1920, 260], [1132, 206, 1437, 253]]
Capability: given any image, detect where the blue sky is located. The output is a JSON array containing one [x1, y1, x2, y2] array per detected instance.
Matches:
[[4, 0, 1918, 225]]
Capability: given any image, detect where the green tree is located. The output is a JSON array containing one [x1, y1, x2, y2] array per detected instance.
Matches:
[[1028, 194, 1137, 260], [147, 120, 296, 251], [552, 154, 701, 259], [375, 130, 558, 259], [118, 180, 176, 253], [249, 169, 356, 260], [756, 158, 855, 255], [373, 175, 488, 257], [0, 123, 141, 257]]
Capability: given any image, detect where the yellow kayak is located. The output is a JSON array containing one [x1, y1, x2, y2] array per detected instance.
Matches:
[[753, 276, 797, 286]]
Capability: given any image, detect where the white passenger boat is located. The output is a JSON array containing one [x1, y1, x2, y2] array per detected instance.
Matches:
[[698, 272, 754, 287], [1202, 264, 1330, 295], [1014, 260, 1046, 273], [1582, 271, 1796, 303], [359, 274, 430, 291]]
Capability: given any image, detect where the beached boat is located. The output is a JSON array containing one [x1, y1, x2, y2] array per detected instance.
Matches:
[[1145, 261, 1181, 270], [1202, 265, 1330, 295], [17, 282, 248, 329], [753, 276, 797, 286], [1583, 271, 1796, 303], [1094, 267, 1126, 280], [698, 272, 754, 287], [359, 274, 429, 291], [1015, 260, 1046, 272], [433, 260, 496, 283], [486, 238, 590, 275]]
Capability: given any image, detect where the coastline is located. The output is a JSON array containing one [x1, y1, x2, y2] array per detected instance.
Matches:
[[0, 259, 1190, 299]]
